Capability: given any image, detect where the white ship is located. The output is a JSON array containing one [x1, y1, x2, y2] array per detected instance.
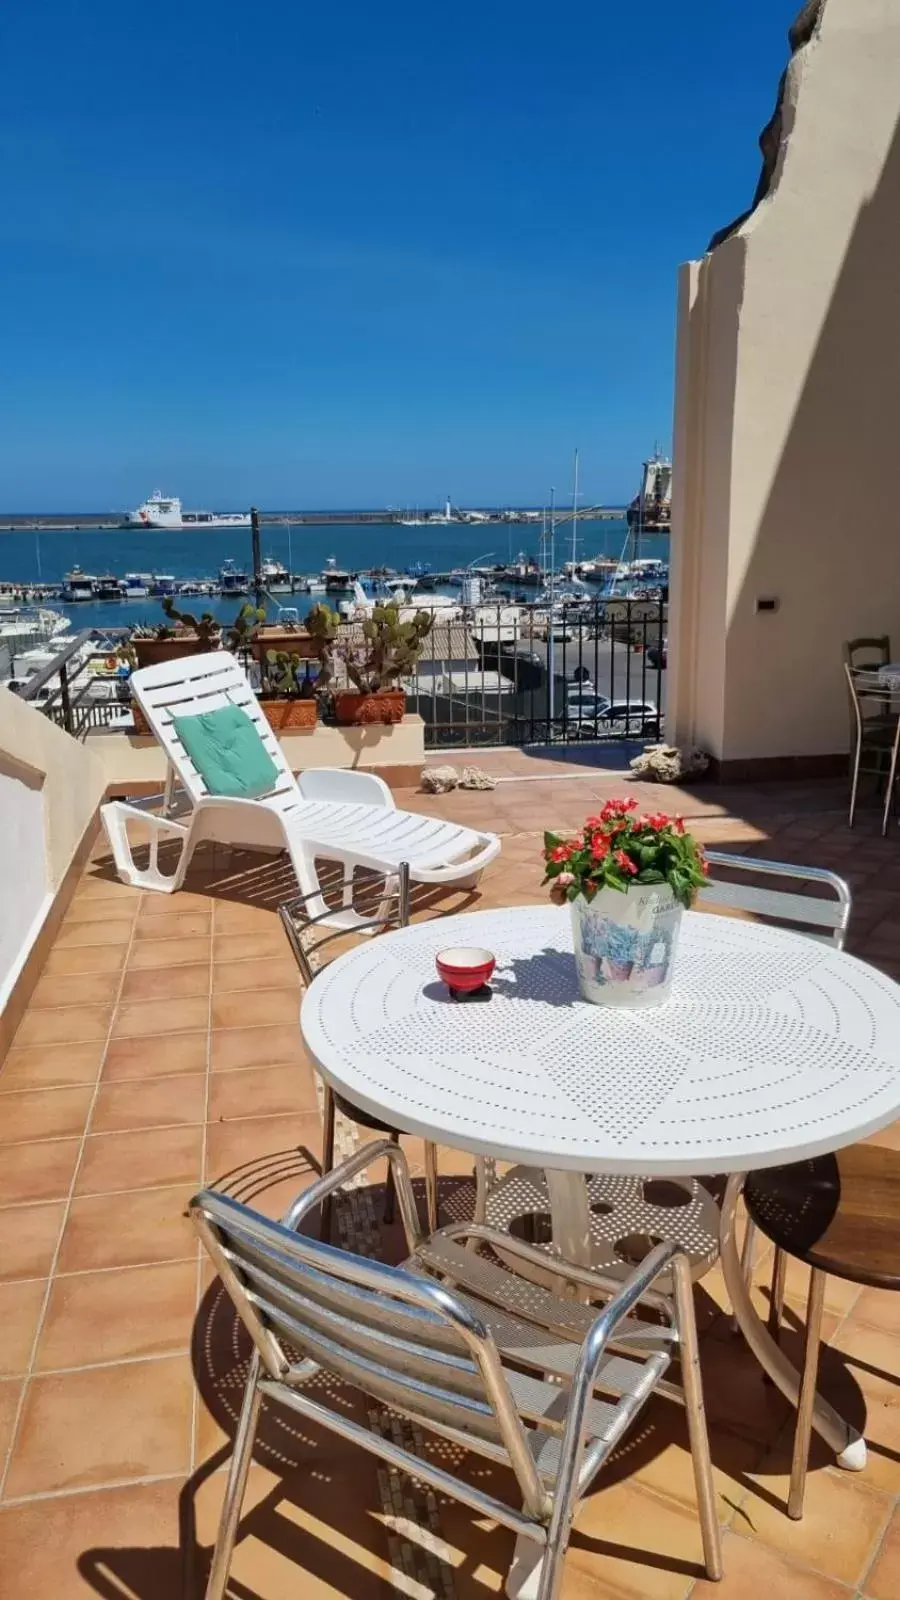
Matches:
[[124, 491, 251, 530], [260, 557, 293, 593], [626, 451, 672, 533]]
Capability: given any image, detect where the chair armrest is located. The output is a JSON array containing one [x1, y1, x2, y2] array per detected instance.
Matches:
[[281, 1137, 424, 1251], [436, 1221, 675, 1318]]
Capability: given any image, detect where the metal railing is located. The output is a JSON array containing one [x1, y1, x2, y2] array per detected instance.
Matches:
[[407, 597, 666, 749], [12, 628, 130, 739]]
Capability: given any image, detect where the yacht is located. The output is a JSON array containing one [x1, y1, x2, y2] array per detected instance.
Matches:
[[123, 573, 151, 599], [219, 560, 250, 596], [260, 557, 292, 593], [93, 574, 124, 602], [62, 567, 96, 602], [124, 491, 251, 530], [149, 574, 177, 597]]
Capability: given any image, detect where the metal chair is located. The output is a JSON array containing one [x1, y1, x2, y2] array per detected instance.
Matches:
[[844, 659, 900, 830], [191, 1140, 723, 1600], [699, 850, 855, 1506], [279, 863, 440, 1240]]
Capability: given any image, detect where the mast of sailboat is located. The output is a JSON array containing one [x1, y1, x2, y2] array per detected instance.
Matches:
[[546, 500, 555, 728], [571, 447, 579, 572]]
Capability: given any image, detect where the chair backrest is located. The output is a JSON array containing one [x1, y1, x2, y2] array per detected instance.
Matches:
[[131, 650, 300, 817], [191, 1187, 544, 1506], [844, 636, 890, 671], [279, 862, 411, 984], [698, 850, 851, 948]]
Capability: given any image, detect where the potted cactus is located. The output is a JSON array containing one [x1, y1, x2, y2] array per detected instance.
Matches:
[[257, 650, 319, 731], [325, 602, 433, 725], [225, 601, 317, 665], [131, 597, 222, 671]]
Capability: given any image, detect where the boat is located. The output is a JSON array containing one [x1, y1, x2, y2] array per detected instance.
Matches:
[[219, 560, 250, 596], [93, 574, 124, 602], [124, 491, 251, 530], [260, 557, 293, 593], [149, 573, 177, 597], [61, 567, 96, 602], [626, 450, 672, 534], [123, 573, 151, 599]]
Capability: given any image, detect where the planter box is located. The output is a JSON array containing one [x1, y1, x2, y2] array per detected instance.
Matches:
[[333, 690, 406, 726], [252, 628, 316, 662], [259, 698, 317, 732], [132, 634, 219, 670]]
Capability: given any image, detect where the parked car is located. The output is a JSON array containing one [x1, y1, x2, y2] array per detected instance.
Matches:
[[565, 691, 611, 719], [602, 699, 661, 737]]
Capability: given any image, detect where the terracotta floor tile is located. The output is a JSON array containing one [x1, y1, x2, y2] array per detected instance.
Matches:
[[865, 1501, 900, 1599], [212, 955, 300, 992], [72, 871, 143, 902], [210, 1022, 306, 1073], [56, 1185, 197, 1274], [0, 1378, 23, 1467], [4, 1354, 193, 1497], [133, 909, 212, 941], [110, 994, 210, 1039], [205, 1113, 322, 1200], [735, 1445, 892, 1586], [40, 942, 128, 977], [0, 1039, 104, 1092], [213, 927, 288, 961], [0, 1203, 65, 1282], [621, 1399, 763, 1526], [119, 962, 211, 1003], [28, 970, 121, 1011], [102, 1030, 208, 1081], [54, 917, 135, 949], [560, 1477, 708, 1597], [76, 1125, 204, 1195], [213, 901, 281, 932], [0, 1479, 184, 1597], [127, 934, 211, 969], [62, 896, 139, 926], [139, 888, 216, 916], [90, 1073, 206, 1134], [848, 1285, 900, 1336], [0, 1279, 47, 1377], [211, 986, 301, 1031], [35, 1260, 197, 1371], [0, 1138, 80, 1205], [0, 1085, 95, 1146], [12, 1003, 113, 1048], [824, 1321, 900, 1492], [208, 1064, 317, 1122], [691, 1532, 854, 1598]]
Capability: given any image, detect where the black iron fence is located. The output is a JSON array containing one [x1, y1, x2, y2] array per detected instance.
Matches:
[[407, 597, 666, 749]]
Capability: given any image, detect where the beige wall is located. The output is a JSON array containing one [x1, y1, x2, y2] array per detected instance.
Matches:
[[88, 714, 427, 790], [670, 0, 900, 763], [0, 692, 106, 1005]]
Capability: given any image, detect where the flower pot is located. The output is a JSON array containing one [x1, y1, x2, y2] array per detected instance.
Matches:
[[333, 690, 406, 726], [259, 697, 317, 732], [570, 883, 682, 1008], [131, 634, 219, 670], [252, 627, 316, 662]]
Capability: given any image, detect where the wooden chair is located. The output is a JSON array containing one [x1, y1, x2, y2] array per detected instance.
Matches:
[[191, 1140, 722, 1600], [279, 863, 439, 1241], [743, 1146, 900, 1518]]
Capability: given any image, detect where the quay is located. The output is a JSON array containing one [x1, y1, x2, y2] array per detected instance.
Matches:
[[0, 505, 626, 534]]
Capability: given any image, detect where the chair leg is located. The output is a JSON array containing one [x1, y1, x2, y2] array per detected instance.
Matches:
[[320, 1084, 336, 1243], [424, 1140, 439, 1234], [848, 730, 863, 828], [882, 723, 900, 837], [383, 1133, 400, 1225], [204, 1351, 263, 1600], [767, 1248, 787, 1347], [673, 1253, 723, 1580], [788, 1266, 827, 1520]]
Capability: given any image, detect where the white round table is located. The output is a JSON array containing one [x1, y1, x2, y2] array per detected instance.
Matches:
[[301, 903, 900, 1467]]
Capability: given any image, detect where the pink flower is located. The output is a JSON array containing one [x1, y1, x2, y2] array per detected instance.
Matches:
[[591, 832, 611, 861], [557, 870, 575, 887], [549, 843, 571, 864], [614, 848, 638, 876]]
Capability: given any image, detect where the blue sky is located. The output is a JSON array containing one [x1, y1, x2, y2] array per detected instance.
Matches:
[[0, 2, 792, 510]]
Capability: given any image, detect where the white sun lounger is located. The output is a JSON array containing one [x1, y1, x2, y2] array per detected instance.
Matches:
[[100, 651, 500, 927]]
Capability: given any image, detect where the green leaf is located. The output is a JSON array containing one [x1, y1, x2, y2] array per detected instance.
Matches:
[[544, 830, 563, 850], [636, 867, 665, 884]]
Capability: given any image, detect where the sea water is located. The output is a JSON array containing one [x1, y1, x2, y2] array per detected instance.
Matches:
[[0, 517, 667, 633]]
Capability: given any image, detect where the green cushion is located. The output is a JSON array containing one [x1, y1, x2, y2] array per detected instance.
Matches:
[[172, 704, 280, 798]]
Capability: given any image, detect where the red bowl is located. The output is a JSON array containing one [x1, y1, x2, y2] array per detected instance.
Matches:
[[435, 946, 496, 992]]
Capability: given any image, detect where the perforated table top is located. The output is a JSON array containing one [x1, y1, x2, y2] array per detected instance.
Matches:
[[300, 904, 900, 1177]]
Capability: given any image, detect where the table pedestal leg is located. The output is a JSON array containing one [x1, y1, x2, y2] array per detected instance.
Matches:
[[720, 1174, 866, 1470], [545, 1168, 592, 1266]]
